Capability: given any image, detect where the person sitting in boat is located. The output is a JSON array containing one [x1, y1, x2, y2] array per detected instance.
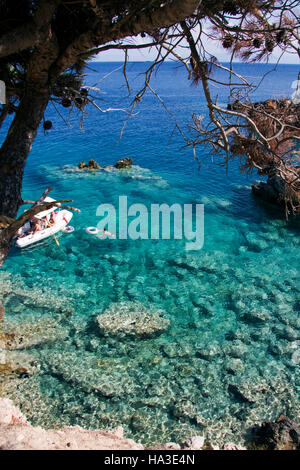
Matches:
[[18, 221, 31, 238], [41, 217, 48, 230], [50, 211, 57, 225], [32, 217, 44, 234], [46, 211, 57, 227], [20, 218, 34, 235]]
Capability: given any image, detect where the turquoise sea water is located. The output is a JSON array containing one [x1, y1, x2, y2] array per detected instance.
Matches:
[[0, 62, 299, 445]]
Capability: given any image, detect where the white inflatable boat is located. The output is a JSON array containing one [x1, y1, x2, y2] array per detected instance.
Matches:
[[16, 198, 73, 248]]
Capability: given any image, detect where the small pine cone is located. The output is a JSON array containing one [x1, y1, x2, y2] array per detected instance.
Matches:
[[253, 38, 262, 48], [265, 38, 275, 52], [43, 120, 52, 130], [222, 35, 234, 49], [276, 30, 286, 44]]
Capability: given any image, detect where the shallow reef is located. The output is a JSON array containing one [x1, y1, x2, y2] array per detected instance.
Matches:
[[0, 230, 299, 447]]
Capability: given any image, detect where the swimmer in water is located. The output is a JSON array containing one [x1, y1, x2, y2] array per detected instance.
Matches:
[[97, 228, 114, 238]]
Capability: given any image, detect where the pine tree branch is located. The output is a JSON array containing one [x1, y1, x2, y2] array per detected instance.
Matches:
[[0, 0, 60, 59], [52, 0, 203, 75]]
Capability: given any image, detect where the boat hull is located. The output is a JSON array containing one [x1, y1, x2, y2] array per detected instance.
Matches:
[[16, 210, 73, 248]]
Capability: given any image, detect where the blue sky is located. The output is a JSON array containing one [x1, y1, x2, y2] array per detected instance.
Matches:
[[93, 19, 299, 65], [94, 41, 299, 64]]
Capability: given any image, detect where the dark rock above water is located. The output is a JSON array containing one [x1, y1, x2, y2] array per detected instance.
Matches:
[[250, 415, 300, 450], [115, 158, 133, 169], [252, 174, 300, 210], [77, 157, 133, 171], [78, 159, 100, 170]]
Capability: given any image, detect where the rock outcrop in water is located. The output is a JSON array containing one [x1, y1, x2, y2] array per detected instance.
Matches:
[[77, 157, 133, 171], [115, 157, 133, 169], [78, 159, 101, 170], [250, 415, 300, 450], [97, 301, 170, 338], [252, 172, 300, 213]]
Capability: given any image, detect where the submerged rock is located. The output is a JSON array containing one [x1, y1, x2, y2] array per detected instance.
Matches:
[[242, 310, 271, 324], [223, 340, 248, 358], [250, 415, 300, 450], [0, 317, 67, 350], [172, 401, 197, 420], [96, 302, 169, 338], [45, 351, 139, 397], [195, 344, 221, 361], [225, 358, 245, 376], [228, 375, 290, 405]]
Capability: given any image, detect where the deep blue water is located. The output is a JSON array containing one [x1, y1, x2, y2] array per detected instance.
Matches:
[[0, 62, 299, 445]]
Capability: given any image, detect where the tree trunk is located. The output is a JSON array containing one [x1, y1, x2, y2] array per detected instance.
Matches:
[[0, 237, 10, 266], [0, 86, 50, 218], [0, 86, 50, 265]]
